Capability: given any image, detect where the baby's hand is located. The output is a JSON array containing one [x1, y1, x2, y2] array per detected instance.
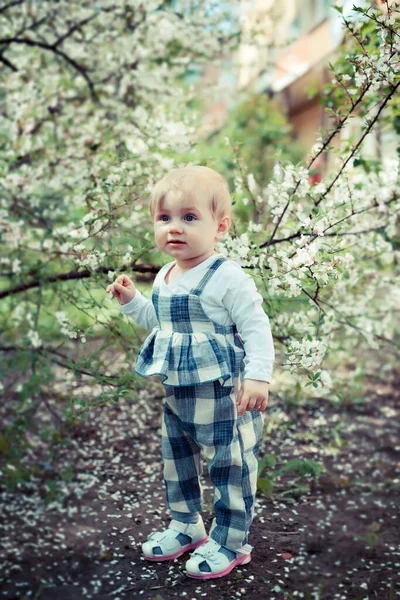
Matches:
[[106, 274, 136, 306], [236, 379, 269, 416]]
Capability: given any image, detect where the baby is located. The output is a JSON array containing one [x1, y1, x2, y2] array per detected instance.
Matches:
[[106, 165, 274, 579]]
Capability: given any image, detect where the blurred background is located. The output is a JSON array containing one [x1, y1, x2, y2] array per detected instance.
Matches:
[[0, 1, 399, 598]]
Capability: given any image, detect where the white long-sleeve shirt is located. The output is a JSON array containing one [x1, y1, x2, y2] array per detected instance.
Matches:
[[121, 253, 275, 382]]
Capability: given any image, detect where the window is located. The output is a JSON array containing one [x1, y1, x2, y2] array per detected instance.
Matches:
[[289, 0, 332, 39]]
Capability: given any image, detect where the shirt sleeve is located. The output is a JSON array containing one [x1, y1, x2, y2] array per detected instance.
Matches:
[[221, 263, 275, 383], [120, 289, 159, 331]]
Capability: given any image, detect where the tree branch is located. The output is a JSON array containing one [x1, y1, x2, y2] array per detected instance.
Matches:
[[262, 81, 373, 249], [0, 343, 137, 389], [315, 79, 400, 207], [53, 13, 99, 48], [263, 9, 399, 250], [0, 52, 18, 71], [0, 36, 99, 99], [316, 298, 400, 349], [0, 0, 25, 14], [0, 263, 160, 300], [262, 192, 396, 247]]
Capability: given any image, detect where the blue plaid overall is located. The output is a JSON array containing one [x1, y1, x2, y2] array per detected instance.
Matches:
[[135, 256, 264, 551]]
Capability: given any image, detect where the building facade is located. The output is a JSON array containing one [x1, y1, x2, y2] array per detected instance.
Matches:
[[237, 0, 397, 173]]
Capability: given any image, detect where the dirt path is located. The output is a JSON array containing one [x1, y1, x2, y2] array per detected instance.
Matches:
[[1, 376, 400, 600]]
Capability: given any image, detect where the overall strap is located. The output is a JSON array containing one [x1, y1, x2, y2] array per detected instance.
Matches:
[[191, 256, 227, 296]]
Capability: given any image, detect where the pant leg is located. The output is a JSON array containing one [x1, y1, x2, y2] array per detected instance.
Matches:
[[232, 395, 264, 543], [190, 378, 264, 551], [162, 386, 203, 515]]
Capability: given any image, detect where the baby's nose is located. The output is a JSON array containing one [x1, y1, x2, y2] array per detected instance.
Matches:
[[168, 220, 184, 233]]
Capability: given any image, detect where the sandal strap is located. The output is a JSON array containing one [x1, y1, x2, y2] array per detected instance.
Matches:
[[236, 543, 253, 556], [147, 519, 197, 544], [192, 539, 253, 559], [191, 539, 221, 559], [168, 520, 195, 536]]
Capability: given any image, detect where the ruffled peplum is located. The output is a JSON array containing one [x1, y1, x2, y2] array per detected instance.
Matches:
[[134, 327, 245, 388]]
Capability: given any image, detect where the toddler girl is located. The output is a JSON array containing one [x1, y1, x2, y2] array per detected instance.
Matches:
[[106, 165, 274, 579]]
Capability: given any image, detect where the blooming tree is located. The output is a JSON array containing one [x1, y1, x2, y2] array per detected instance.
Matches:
[[0, 0, 239, 470], [0, 0, 399, 482], [219, 1, 400, 399]]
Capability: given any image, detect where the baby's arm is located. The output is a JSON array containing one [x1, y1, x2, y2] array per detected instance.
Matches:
[[221, 265, 274, 380], [106, 275, 159, 331], [221, 263, 275, 414], [120, 290, 159, 331]]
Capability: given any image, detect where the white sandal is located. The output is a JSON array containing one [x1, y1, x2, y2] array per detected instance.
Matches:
[[142, 518, 208, 561], [185, 538, 252, 579]]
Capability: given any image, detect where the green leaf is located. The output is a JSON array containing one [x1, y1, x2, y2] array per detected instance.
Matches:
[[365, 532, 379, 547], [61, 466, 75, 482], [257, 452, 277, 476], [0, 434, 10, 455], [257, 477, 273, 499], [276, 459, 324, 479]]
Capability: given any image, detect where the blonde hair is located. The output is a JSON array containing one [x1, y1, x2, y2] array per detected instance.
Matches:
[[149, 165, 232, 223]]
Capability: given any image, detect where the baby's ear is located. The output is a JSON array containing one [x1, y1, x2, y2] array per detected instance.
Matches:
[[217, 215, 231, 236]]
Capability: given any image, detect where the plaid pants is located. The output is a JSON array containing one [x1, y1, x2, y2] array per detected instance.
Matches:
[[161, 376, 264, 551]]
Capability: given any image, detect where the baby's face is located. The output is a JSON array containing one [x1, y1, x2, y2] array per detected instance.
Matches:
[[153, 190, 228, 265]]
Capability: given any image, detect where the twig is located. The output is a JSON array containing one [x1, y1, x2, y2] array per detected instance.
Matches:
[[0, 36, 99, 99], [0, 262, 160, 300], [315, 80, 400, 207]]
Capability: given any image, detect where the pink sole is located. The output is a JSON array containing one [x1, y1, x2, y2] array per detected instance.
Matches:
[[186, 554, 252, 579], [144, 536, 208, 562]]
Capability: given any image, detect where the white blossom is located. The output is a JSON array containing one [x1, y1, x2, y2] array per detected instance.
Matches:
[[247, 173, 257, 192], [27, 329, 42, 348]]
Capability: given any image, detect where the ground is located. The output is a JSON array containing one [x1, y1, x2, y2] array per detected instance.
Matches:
[[1, 373, 399, 600]]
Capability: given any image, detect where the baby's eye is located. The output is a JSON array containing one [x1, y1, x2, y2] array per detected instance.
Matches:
[[159, 215, 169, 222], [184, 214, 196, 222]]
